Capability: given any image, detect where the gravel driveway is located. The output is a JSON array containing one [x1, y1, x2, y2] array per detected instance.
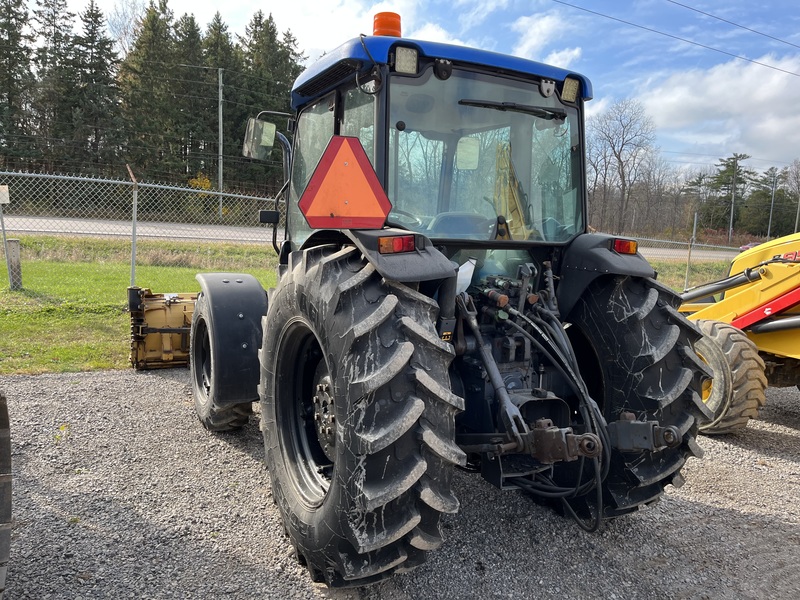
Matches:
[[1, 370, 798, 599]]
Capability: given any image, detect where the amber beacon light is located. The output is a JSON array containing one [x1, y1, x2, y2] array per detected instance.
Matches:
[[373, 12, 402, 36]]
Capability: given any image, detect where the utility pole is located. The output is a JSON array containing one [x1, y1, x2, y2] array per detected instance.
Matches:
[[218, 68, 224, 217], [727, 156, 737, 244], [767, 170, 777, 238], [795, 191, 800, 233]]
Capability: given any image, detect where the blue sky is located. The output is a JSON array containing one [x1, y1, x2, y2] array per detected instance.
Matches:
[[76, 0, 800, 174]]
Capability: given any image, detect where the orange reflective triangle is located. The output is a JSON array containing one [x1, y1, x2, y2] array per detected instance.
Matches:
[[298, 136, 392, 229]]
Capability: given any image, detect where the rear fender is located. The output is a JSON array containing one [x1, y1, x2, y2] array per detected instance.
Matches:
[[557, 233, 656, 318], [298, 228, 457, 283], [194, 273, 268, 406]]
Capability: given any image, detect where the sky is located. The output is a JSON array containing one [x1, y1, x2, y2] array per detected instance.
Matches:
[[67, 0, 800, 175]]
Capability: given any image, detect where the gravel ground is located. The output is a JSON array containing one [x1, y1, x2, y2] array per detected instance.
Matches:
[[1, 369, 798, 599]]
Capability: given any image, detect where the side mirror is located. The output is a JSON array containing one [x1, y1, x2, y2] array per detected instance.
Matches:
[[243, 118, 277, 161], [259, 210, 280, 224], [456, 137, 480, 170]]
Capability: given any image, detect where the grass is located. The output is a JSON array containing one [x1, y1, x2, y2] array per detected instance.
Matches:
[[1, 236, 278, 375], [0, 235, 729, 375], [652, 259, 730, 291]]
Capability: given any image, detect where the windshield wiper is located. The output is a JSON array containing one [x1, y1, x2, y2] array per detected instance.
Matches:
[[459, 99, 566, 121]]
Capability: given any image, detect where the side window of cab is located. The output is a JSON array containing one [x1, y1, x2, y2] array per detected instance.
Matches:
[[287, 94, 336, 247]]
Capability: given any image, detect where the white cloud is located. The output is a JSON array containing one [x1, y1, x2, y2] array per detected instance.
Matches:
[[638, 53, 800, 164], [543, 47, 581, 70], [454, 0, 510, 32], [511, 12, 565, 60], [406, 22, 468, 46]]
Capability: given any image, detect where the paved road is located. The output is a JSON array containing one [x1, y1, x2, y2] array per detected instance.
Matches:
[[1, 214, 281, 243], [3, 214, 737, 261]]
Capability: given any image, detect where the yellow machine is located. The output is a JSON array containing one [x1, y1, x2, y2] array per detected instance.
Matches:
[[680, 232, 800, 434], [128, 287, 197, 369]]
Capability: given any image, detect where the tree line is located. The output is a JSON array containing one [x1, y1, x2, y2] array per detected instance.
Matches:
[[0, 0, 303, 195], [2, 0, 799, 240], [587, 99, 800, 242]]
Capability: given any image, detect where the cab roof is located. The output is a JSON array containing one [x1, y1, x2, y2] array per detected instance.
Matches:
[[291, 35, 593, 110]]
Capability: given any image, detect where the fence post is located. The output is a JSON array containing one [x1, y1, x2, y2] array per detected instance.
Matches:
[[5, 239, 21, 290], [0, 187, 21, 290], [126, 165, 138, 287]]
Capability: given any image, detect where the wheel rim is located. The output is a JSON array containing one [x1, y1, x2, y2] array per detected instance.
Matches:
[[692, 329, 733, 430], [695, 349, 715, 405], [275, 320, 335, 508], [192, 318, 212, 405]]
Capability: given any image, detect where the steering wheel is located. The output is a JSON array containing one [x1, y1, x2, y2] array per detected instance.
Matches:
[[388, 209, 423, 227]]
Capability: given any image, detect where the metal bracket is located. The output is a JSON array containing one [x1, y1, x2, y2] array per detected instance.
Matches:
[[529, 418, 602, 464], [607, 412, 681, 452]]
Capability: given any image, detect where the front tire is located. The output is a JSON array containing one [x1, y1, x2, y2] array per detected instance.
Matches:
[[694, 320, 767, 435], [259, 245, 465, 587], [190, 293, 252, 431], [567, 276, 712, 516]]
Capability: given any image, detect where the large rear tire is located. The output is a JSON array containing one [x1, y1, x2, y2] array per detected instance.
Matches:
[[694, 320, 767, 435], [567, 276, 711, 517], [190, 293, 252, 431], [259, 245, 465, 587]]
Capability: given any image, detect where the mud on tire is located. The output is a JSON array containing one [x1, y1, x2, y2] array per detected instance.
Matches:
[[259, 245, 465, 587], [567, 276, 712, 517], [694, 320, 767, 435]]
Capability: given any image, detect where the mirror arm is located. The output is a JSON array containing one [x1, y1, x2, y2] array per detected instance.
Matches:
[[276, 132, 292, 183]]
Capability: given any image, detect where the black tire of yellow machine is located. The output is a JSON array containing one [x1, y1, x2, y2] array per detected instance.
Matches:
[[259, 245, 466, 587], [694, 320, 767, 435], [566, 276, 712, 517], [0, 390, 12, 599]]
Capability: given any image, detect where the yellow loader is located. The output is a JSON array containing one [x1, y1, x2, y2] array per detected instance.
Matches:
[[680, 232, 800, 434]]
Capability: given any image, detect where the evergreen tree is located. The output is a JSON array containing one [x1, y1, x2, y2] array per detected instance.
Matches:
[[698, 153, 755, 236], [72, 0, 122, 175], [174, 13, 211, 179], [238, 12, 305, 192], [0, 0, 35, 169], [119, 0, 180, 180], [202, 12, 245, 191], [739, 167, 792, 237], [31, 0, 78, 171]]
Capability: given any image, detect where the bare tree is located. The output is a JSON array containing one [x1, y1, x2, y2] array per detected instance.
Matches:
[[587, 99, 655, 233], [107, 0, 145, 57]]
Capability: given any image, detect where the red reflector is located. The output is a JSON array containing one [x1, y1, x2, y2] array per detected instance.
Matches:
[[378, 235, 415, 254], [613, 239, 638, 255]]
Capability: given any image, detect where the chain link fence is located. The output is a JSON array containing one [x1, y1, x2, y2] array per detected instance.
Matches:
[[636, 237, 740, 290], [1, 170, 740, 293], [0, 171, 282, 289]]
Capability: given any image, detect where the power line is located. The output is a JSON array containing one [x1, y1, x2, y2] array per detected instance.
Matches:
[[551, 0, 800, 78], [666, 0, 800, 51]]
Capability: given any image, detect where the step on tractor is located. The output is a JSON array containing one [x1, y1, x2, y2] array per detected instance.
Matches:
[[128, 13, 712, 587], [680, 232, 800, 434]]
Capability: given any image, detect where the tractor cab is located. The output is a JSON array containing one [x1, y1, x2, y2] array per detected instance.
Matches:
[[254, 13, 592, 251]]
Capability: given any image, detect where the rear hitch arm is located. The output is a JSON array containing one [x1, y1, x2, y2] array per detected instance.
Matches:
[[456, 293, 529, 451]]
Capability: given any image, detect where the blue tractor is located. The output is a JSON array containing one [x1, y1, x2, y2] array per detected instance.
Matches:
[[187, 13, 711, 587]]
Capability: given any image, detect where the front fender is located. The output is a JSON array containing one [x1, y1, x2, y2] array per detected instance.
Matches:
[[557, 233, 655, 318], [194, 273, 268, 406]]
